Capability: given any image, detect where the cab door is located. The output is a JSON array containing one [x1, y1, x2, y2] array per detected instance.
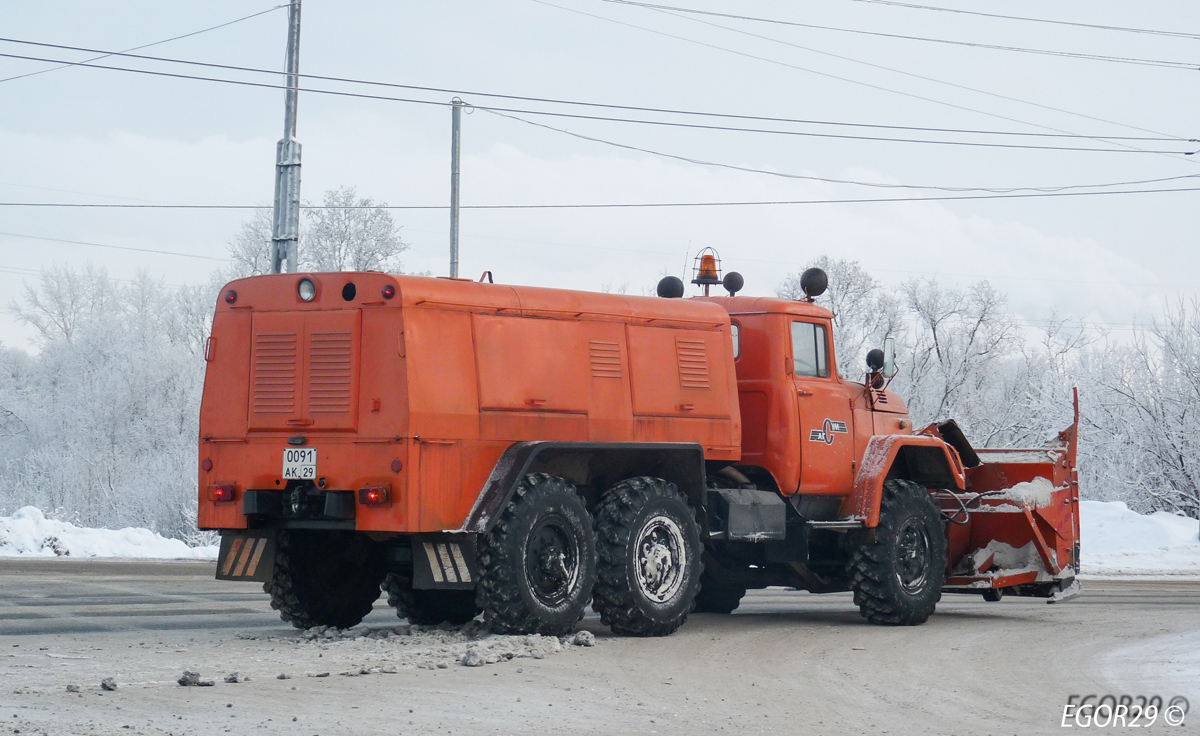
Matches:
[[790, 319, 855, 494]]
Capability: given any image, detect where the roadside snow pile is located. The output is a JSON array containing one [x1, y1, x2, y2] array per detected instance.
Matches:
[[0, 507, 217, 559], [1080, 500, 1200, 577]]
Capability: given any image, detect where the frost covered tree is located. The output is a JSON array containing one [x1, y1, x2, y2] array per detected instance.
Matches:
[[8, 263, 118, 343], [2, 266, 204, 537], [225, 187, 410, 277], [301, 186, 409, 272], [895, 278, 1018, 434], [1079, 301, 1200, 517], [226, 208, 274, 277]]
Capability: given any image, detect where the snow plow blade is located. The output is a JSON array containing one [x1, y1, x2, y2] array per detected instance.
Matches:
[[935, 390, 1081, 601]]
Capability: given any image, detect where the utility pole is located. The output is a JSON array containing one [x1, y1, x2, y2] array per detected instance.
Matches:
[[271, 0, 302, 274], [449, 97, 463, 278]]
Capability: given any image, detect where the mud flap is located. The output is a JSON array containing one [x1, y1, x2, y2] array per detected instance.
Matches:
[[412, 533, 477, 590], [215, 530, 275, 582]]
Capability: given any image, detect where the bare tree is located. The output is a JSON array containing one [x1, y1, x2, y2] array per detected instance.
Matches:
[[226, 188, 410, 276], [8, 263, 116, 344], [899, 278, 1017, 425], [301, 186, 409, 272], [226, 209, 275, 278]]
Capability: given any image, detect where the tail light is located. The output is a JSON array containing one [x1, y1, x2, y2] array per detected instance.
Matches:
[[208, 484, 236, 503], [358, 486, 389, 506], [382, 284, 395, 299]]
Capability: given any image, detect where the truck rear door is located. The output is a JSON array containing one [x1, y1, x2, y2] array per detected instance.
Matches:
[[248, 310, 361, 432]]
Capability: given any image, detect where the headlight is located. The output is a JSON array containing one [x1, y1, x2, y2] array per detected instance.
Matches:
[[298, 278, 316, 302]]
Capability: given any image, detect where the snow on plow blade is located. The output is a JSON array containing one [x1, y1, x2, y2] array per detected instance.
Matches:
[[935, 391, 1081, 602]]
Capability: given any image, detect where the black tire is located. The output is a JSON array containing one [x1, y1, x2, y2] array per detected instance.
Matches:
[[382, 573, 480, 626], [593, 477, 703, 636], [264, 530, 386, 630], [477, 473, 597, 635], [849, 479, 946, 625], [692, 551, 746, 614], [982, 588, 1003, 602]]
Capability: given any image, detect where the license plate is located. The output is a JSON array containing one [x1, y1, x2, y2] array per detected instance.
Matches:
[[282, 448, 317, 480]]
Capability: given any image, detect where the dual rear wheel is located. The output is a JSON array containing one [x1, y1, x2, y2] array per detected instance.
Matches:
[[476, 473, 703, 637]]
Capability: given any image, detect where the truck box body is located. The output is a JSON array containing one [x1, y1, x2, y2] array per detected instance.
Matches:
[[199, 273, 740, 533]]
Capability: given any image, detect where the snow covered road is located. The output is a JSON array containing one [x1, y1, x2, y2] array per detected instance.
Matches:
[[0, 559, 1196, 735]]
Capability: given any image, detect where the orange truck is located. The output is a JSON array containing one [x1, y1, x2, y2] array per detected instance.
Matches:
[[200, 262, 1080, 636]]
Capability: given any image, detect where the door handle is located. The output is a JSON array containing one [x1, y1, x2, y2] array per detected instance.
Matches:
[[797, 389, 813, 397]]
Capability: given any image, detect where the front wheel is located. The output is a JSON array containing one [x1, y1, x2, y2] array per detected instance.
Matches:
[[849, 479, 946, 625], [593, 477, 702, 636], [477, 473, 597, 635]]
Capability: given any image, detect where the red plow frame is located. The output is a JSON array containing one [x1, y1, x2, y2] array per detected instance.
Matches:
[[935, 389, 1081, 602]]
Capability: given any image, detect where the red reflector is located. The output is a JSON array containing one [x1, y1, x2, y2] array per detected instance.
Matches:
[[201, 458, 213, 472], [390, 459, 402, 473], [382, 284, 395, 299], [358, 487, 389, 506], [224, 290, 237, 304], [208, 484, 236, 503]]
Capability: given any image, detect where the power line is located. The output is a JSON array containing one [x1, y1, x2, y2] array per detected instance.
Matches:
[[427, 227, 1189, 290], [1, 36, 1191, 144], [0, 49, 1193, 156], [484, 108, 1200, 193], [0, 4, 287, 85], [845, 0, 1200, 41], [3, 185, 1200, 211], [0, 232, 226, 261], [601, 0, 1200, 71], [581, 0, 1194, 155]]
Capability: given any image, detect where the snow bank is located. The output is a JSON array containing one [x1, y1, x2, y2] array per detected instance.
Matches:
[[0, 507, 217, 559], [1080, 500, 1200, 577]]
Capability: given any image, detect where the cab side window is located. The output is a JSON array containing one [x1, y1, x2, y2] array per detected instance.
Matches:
[[791, 321, 829, 378]]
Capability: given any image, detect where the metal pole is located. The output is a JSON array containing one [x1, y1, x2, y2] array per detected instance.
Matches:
[[271, 1, 302, 274], [449, 98, 463, 278]]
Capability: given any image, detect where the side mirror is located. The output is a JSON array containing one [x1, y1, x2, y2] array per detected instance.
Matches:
[[883, 337, 897, 379]]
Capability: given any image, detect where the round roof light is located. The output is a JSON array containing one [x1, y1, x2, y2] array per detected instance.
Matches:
[[298, 278, 316, 302]]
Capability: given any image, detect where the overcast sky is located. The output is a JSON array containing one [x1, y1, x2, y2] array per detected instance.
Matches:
[[2, 0, 1198, 349]]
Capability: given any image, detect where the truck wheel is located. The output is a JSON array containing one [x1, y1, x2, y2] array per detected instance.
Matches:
[[264, 530, 386, 630], [477, 473, 597, 636], [382, 573, 479, 626], [692, 554, 747, 614], [849, 479, 946, 626], [593, 477, 702, 636]]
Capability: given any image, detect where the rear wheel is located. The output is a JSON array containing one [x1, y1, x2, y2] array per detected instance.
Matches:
[[477, 473, 597, 635], [264, 530, 386, 629], [593, 477, 702, 636], [383, 573, 479, 626], [849, 479, 946, 625]]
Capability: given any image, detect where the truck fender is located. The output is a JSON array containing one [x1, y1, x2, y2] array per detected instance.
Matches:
[[840, 435, 965, 528], [458, 441, 707, 534]]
